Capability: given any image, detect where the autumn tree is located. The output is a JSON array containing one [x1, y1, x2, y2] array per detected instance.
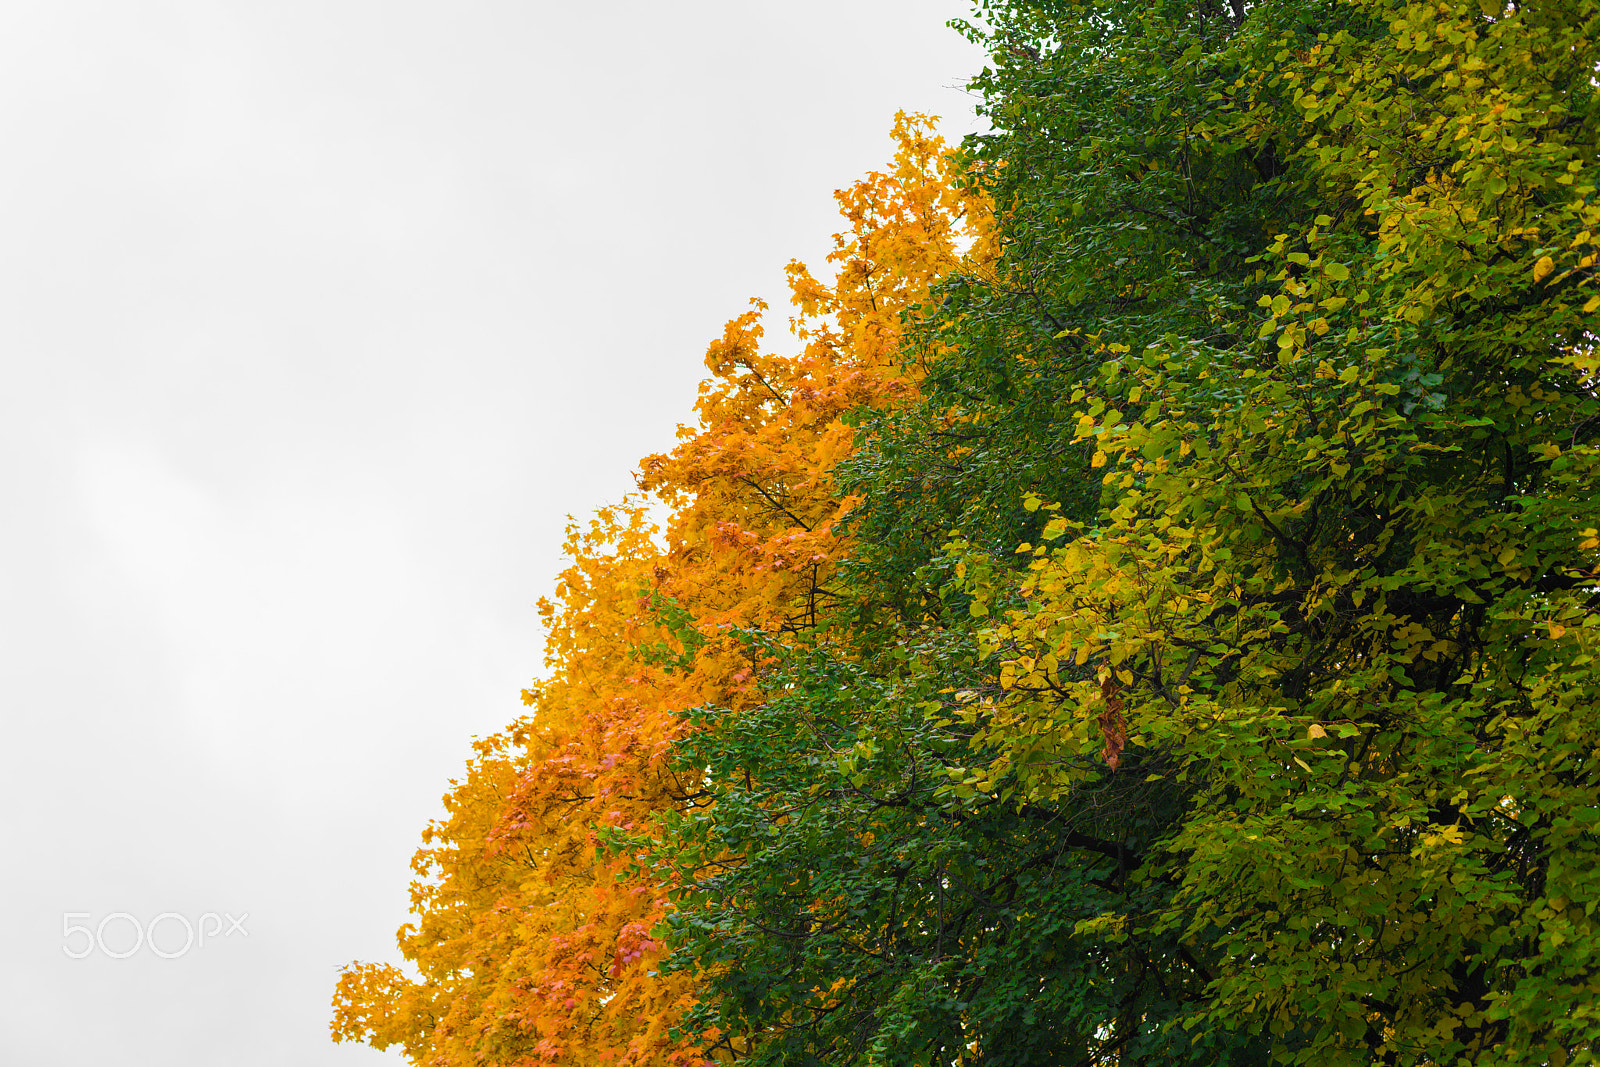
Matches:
[[330, 115, 989, 1067]]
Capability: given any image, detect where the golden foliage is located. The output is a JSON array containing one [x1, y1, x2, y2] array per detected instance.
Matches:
[[332, 114, 991, 1067]]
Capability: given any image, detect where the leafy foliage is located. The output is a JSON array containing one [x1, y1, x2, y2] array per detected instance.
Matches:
[[330, 116, 987, 1067], [954, 0, 1600, 1061], [336, 0, 1600, 1063]]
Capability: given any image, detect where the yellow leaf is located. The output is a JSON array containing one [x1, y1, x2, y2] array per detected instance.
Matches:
[[1533, 255, 1555, 283], [1307, 723, 1328, 739]]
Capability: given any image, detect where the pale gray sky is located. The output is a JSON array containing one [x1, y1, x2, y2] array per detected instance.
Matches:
[[0, 2, 984, 1064]]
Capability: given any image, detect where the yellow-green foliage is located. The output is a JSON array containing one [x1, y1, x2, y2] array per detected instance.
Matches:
[[957, 0, 1600, 1060]]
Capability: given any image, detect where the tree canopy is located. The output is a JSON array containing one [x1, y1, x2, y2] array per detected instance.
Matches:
[[335, 0, 1600, 1063]]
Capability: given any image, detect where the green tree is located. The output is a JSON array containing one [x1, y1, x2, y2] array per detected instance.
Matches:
[[965, 0, 1600, 1062], [661, 628, 1259, 1066]]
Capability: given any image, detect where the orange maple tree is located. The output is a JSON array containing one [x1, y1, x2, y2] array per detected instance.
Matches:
[[331, 114, 993, 1067]]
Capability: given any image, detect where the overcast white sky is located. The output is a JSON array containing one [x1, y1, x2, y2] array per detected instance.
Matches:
[[0, 2, 984, 1063]]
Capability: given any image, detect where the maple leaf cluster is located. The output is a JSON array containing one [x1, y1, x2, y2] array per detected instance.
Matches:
[[331, 114, 993, 1067]]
